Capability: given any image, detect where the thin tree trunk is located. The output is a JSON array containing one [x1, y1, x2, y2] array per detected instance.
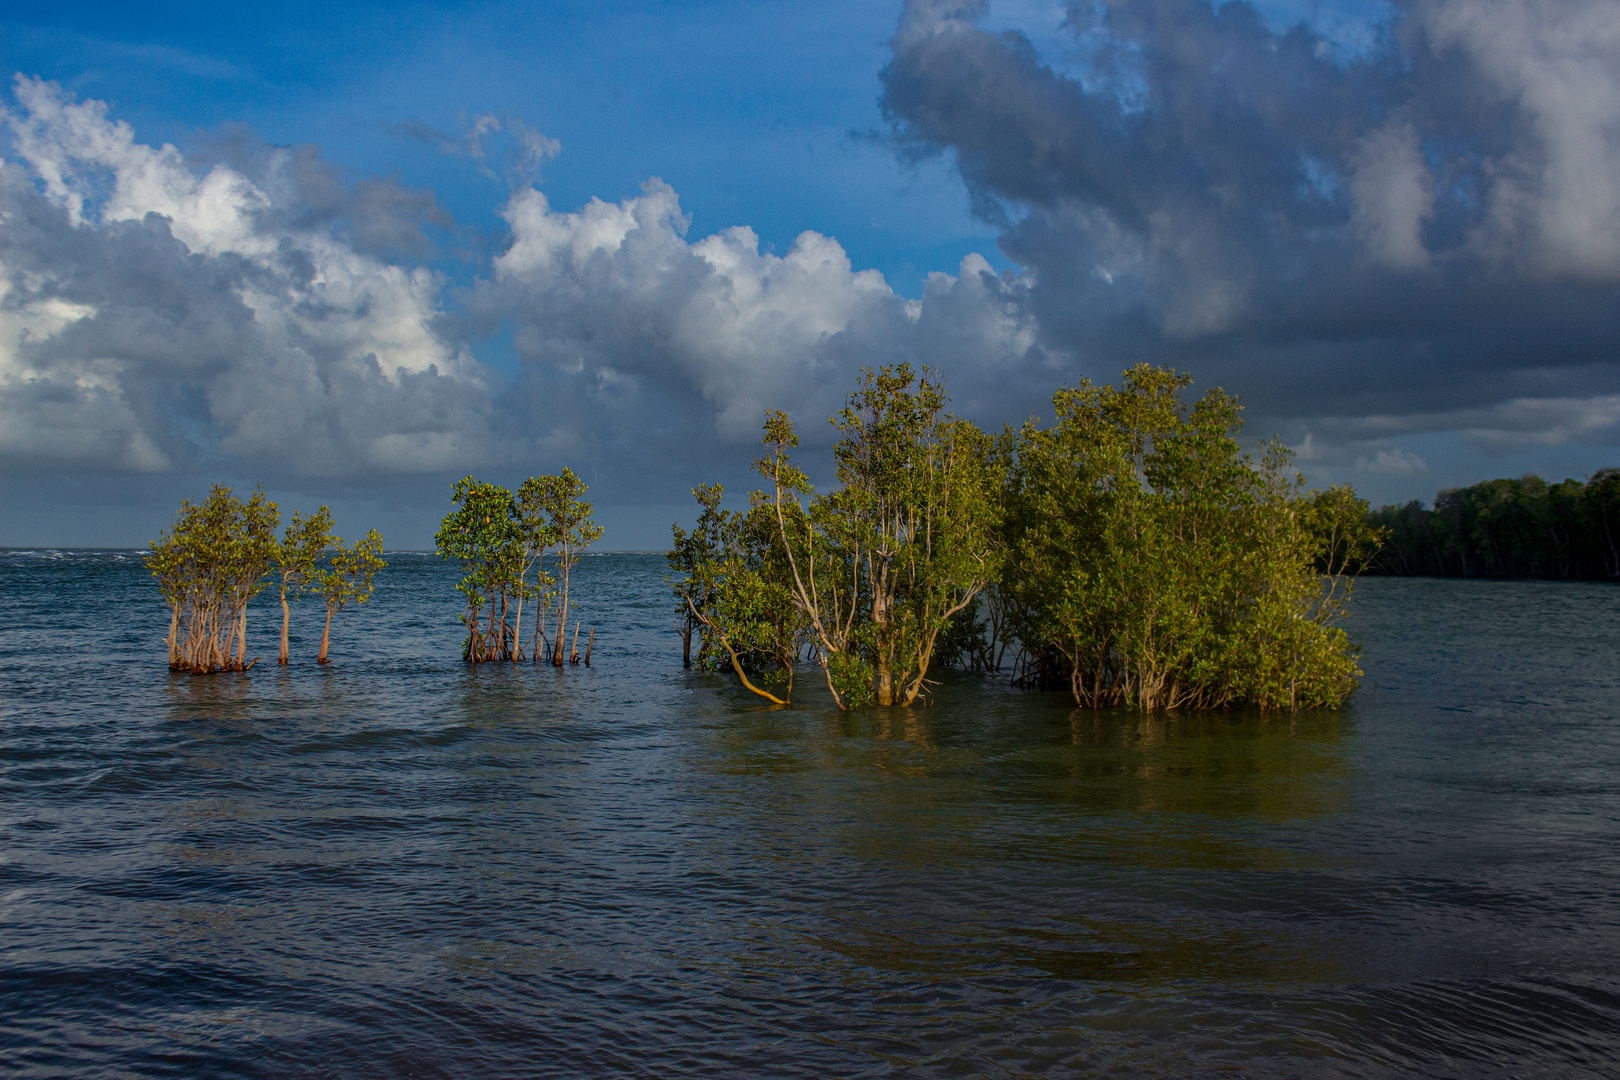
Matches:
[[279, 582, 292, 664], [818, 654, 846, 709], [569, 622, 581, 664], [499, 594, 510, 660], [513, 580, 525, 663], [722, 638, 788, 704], [553, 553, 572, 667], [237, 605, 247, 669], [319, 604, 334, 664], [584, 628, 593, 667]]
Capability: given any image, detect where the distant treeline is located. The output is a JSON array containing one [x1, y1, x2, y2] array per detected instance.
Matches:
[[1367, 471, 1620, 579]]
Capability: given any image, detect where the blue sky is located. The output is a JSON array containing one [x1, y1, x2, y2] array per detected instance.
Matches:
[[3, 0, 1619, 547], [4, 0, 1002, 299]]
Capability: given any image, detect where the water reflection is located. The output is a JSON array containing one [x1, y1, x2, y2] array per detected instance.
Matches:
[[673, 685, 1356, 993]]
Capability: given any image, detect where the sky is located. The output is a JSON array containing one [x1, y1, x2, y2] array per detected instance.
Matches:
[[2, 0, 1619, 548]]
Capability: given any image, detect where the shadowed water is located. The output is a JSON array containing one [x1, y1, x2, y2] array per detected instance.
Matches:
[[1, 552, 1617, 1077]]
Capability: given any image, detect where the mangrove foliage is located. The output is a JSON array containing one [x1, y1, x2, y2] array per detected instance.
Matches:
[[435, 470, 602, 664], [147, 486, 385, 672], [670, 363, 1381, 712]]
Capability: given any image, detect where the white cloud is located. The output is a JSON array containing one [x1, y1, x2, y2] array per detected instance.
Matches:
[[0, 77, 1045, 484], [1350, 120, 1434, 270], [485, 179, 1049, 449], [1420, 0, 1620, 276], [0, 76, 492, 477]]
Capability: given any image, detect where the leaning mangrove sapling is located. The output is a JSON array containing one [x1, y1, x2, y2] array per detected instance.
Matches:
[[274, 506, 334, 665], [672, 485, 810, 703], [313, 530, 386, 664]]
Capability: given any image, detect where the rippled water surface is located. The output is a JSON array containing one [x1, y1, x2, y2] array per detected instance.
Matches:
[[2, 551, 1618, 1077]]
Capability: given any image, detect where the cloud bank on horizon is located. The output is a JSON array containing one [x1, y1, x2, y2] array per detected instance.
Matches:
[[3, 0, 1620, 519]]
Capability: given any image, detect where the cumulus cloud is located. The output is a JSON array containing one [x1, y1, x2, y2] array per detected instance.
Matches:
[[0, 76, 1042, 494], [1419, 0, 1620, 277], [0, 75, 493, 479], [474, 181, 1048, 469], [878, 0, 1620, 473]]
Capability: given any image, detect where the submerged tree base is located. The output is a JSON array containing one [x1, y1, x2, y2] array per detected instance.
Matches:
[[172, 657, 259, 675]]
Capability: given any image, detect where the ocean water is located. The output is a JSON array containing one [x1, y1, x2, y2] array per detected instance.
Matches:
[[1, 551, 1617, 1078]]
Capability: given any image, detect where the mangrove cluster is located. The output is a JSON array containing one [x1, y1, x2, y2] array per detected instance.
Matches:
[[147, 485, 385, 672], [1368, 470, 1620, 579], [434, 470, 602, 665], [670, 364, 1380, 712]]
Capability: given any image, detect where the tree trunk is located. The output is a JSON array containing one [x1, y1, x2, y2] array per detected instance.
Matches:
[[584, 628, 593, 667], [681, 620, 692, 667], [553, 556, 571, 667], [167, 604, 180, 670], [499, 594, 510, 660], [569, 622, 581, 664], [723, 639, 788, 704], [318, 604, 334, 664], [237, 606, 248, 669], [279, 582, 291, 665]]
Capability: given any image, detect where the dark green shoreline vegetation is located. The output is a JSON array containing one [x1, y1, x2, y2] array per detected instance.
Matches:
[[1367, 471, 1620, 579], [434, 469, 603, 665], [146, 485, 384, 673], [670, 363, 1382, 713]]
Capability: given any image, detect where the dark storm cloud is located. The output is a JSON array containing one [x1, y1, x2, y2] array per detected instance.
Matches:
[[879, 0, 1620, 452]]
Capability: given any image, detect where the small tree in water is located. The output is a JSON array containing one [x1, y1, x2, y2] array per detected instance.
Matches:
[[437, 472, 599, 664], [524, 468, 602, 666], [147, 485, 279, 673], [513, 480, 559, 663], [274, 507, 334, 665], [313, 531, 386, 664], [1000, 364, 1380, 710], [436, 478, 524, 662], [756, 366, 1003, 708], [666, 483, 726, 669], [670, 484, 810, 703]]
